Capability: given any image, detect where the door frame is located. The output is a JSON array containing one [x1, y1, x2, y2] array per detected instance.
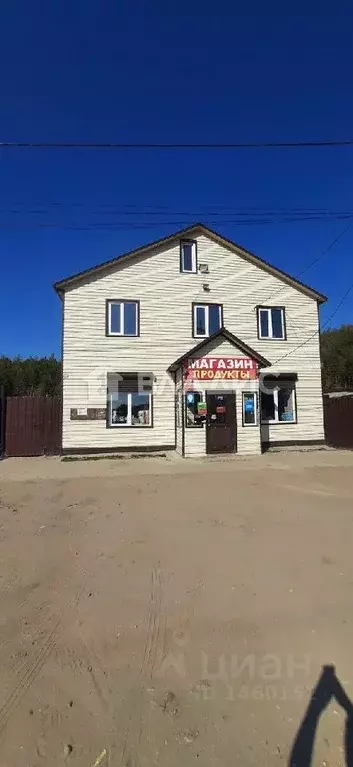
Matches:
[[205, 390, 237, 455]]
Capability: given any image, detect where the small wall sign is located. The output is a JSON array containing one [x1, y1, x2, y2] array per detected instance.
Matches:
[[70, 408, 107, 421]]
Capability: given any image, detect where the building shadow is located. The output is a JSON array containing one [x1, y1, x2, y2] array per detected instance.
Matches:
[[260, 423, 270, 452], [289, 664, 353, 766]]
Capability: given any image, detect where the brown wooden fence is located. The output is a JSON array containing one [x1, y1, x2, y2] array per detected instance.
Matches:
[[323, 395, 353, 449], [0, 386, 5, 456], [5, 396, 62, 457]]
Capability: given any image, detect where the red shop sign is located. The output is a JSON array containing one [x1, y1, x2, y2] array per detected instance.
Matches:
[[183, 356, 257, 381]]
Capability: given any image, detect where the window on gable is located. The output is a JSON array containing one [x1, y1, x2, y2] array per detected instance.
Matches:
[[180, 240, 197, 273], [107, 300, 139, 336], [193, 304, 222, 338], [258, 307, 285, 340], [107, 373, 152, 426]]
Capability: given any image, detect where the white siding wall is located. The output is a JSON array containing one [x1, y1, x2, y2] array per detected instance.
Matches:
[[236, 387, 262, 455], [184, 426, 206, 457], [62, 233, 324, 449], [192, 338, 252, 359]]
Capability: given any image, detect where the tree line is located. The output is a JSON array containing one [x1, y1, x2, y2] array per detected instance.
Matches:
[[0, 356, 61, 396], [320, 325, 353, 392], [0, 325, 352, 396]]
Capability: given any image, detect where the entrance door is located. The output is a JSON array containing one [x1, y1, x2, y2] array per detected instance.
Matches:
[[206, 393, 237, 454]]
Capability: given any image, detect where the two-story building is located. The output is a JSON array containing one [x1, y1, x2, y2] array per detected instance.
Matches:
[[54, 224, 327, 457]]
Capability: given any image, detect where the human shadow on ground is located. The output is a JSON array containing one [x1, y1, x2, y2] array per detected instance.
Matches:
[[289, 664, 353, 766]]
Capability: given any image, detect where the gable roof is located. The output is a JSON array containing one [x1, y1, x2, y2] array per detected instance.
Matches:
[[167, 327, 271, 372], [53, 222, 327, 303]]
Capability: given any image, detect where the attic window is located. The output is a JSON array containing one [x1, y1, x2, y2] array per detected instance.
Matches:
[[180, 240, 197, 273]]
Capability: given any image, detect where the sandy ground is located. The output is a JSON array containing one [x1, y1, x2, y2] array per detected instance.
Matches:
[[0, 450, 353, 766]]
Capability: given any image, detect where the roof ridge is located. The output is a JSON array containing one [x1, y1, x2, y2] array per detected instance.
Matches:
[[54, 222, 327, 304]]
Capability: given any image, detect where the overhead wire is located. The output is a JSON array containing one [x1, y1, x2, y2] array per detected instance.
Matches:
[[257, 220, 353, 306], [0, 194, 349, 346], [1, 139, 353, 149], [0, 202, 353, 229], [272, 279, 353, 368], [0, 214, 352, 230]]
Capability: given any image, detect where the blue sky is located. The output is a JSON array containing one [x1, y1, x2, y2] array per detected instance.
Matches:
[[1, 0, 353, 358]]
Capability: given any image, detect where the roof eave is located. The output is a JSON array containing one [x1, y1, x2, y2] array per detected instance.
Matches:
[[53, 223, 203, 294]]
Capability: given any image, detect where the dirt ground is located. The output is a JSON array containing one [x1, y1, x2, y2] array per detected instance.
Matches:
[[0, 449, 353, 766]]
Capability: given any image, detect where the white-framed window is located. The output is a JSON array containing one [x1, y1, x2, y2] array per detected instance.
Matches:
[[193, 303, 222, 337], [242, 391, 258, 426], [258, 307, 285, 340], [185, 390, 206, 427], [106, 300, 139, 336], [180, 240, 197, 273], [260, 382, 296, 423], [107, 373, 152, 427]]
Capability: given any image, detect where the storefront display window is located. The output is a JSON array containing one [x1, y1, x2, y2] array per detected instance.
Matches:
[[261, 382, 296, 423], [185, 391, 205, 427], [242, 392, 257, 426], [108, 373, 152, 427]]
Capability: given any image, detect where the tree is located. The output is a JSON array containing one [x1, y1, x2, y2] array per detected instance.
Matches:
[[0, 356, 61, 396], [320, 325, 353, 392]]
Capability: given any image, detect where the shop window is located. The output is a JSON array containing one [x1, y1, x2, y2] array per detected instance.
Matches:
[[185, 390, 205, 427], [257, 307, 286, 340], [107, 373, 152, 426], [193, 303, 223, 338], [242, 392, 257, 426], [180, 240, 197, 273], [260, 381, 296, 423], [106, 300, 139, 336]]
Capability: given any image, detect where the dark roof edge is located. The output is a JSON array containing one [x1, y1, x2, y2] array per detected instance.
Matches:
[[206, 225, 327, 304], [53, 222, 327, 304], [167, 327, 271, 371], [53, 224, 201, 294]]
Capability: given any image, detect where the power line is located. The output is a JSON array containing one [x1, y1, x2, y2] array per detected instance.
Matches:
[[1, 140, 353, 150], [0, 215, 352, 230], [258, 220, 353, 306], [2, 201, 353, 213], [1, 206, 353, 219], [296, 221, 353, 275], [272, 279, 353, 367], [1, 201, 353, 225]]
